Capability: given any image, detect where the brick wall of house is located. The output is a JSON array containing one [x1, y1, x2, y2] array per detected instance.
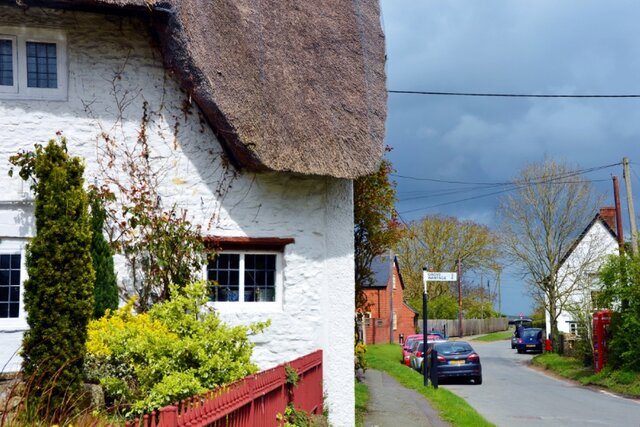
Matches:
[[362, 261, 417, 345]]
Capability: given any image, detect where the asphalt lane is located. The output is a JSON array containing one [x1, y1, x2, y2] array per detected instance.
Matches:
[[443, 340, 640, 426]]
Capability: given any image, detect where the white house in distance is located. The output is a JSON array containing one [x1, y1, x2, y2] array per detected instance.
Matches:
[[545, 207, 619, 338], [0, 1, 387, 425]]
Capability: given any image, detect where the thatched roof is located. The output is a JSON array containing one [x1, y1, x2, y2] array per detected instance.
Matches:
[[12, 0, 387, 179]]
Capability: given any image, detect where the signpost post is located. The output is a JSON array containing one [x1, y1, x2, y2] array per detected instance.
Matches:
[[422, 268, 458, 388]]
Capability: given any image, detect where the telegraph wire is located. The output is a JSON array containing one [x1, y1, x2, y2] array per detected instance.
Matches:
[[388, 90, 640, 98]]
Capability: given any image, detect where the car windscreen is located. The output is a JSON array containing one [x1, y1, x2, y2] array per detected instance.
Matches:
[[523, 329, 541, 339], [434, 342, 472, 355]]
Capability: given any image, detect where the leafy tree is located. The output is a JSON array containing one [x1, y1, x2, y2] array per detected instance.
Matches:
[[89, 188, 119, 318], [427, 294, 458, 319], [354, 155, 400, 310], [598, 255, 640, 370], [498, 160, 604, 352], [9, 138, 95, 417], [395, 215, 500, 311]]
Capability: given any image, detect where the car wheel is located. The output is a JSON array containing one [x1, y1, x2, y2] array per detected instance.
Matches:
[[474, 376, 482, 385], [511, 344, 515, 349]]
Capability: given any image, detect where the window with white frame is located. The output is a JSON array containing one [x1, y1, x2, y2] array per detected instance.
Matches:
[[0, 26, 67, 100], [207, 252, 281, 304], [0, 239, 28, 329]]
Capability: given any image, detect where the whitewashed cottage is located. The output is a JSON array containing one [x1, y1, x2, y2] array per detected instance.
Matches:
[[0, 1, 387, 425], [545, 208, 619, 338]]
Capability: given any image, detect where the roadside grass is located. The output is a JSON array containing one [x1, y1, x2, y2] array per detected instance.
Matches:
[[366, 344, 494, 427], [355, 379, 369, 427], [532, 353, 640, 397], [472, 331, 512, 342]]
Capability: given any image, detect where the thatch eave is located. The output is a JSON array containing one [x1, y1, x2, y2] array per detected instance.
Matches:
[[5, 0, 387, 179]]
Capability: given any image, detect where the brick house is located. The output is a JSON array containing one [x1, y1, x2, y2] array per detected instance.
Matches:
[[361, 254, 418, 344]]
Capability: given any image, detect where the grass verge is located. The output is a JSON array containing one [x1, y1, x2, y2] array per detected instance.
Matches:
[[354, 379, 368, 427], [366, 344, 494, 427], [472, 331, 512, 342], [532, 353, 640, 397]]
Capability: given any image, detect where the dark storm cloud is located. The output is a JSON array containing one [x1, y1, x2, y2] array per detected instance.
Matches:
[[381, 0, 640, 313]]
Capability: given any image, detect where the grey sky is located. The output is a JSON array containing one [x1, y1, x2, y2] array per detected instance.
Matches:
[[380, 0, 640, 315]]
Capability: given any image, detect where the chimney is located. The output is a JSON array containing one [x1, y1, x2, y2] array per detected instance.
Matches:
[[599, 207, 616, 230]]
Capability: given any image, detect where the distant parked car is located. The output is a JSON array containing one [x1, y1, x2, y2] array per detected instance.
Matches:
[[515, 328, 544, 354], [402, 333, 447, 367], [510, 318, 533, 349], [409, 336, 448, 372], [401, 334, 424, 366], [428, 341, 482, 384]]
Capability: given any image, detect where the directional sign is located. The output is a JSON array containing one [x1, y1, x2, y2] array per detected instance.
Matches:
[[423, 271, 457, 282]]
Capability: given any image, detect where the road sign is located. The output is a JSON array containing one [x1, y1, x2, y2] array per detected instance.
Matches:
[[423, 271, 457, 282]]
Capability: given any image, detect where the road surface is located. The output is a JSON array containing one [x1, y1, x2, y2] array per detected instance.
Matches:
[[443, 340, 640, 426]]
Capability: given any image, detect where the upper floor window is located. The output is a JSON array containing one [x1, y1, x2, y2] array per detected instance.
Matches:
[[0, 27, 67, 100]]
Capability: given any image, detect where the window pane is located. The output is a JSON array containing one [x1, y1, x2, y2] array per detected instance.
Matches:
[[9, 303, 18, 318], [0, 270, 8, 286], [0, 287, 7, 301], [207, 254, 240, 302], [10, 254, 20, 269], [26, 41, 57, 88], [0, 254, 8, 269], [0, 39, 12, 86], [244, 254, 276, 303], [0, 303, 7, 318]]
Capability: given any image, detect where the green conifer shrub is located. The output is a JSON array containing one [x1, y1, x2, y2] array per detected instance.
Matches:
[[89, 189, 119, 318], [9, 138, 95, 418]]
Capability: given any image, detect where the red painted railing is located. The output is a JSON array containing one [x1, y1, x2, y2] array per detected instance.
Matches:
[[125, 350, 323, 427]]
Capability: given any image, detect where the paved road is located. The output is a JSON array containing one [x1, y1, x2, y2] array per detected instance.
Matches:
[[444, 340, 640, 426]]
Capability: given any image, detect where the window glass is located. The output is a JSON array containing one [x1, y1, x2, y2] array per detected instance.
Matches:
[[26, 41, 57, 88], [244, 254, 276, 302], [0, 254, 20, 318], [207, 254, 240, 302], [0, 39, 13, 86], [207, 253, 277, 303]]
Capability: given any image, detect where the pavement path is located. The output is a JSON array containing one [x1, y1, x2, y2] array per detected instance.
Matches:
[[362, 369, 451, 427]]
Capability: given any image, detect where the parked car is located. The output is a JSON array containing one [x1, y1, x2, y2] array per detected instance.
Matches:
[[401, 334, 424, 366], [428, 341, 482, 384], [515, 327, 544, 354], [510, 318, 533, 349], [409, 340, 426, 372], [402, 333, 447, 367]]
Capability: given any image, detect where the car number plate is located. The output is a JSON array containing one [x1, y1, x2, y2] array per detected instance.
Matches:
[[449, 360, 464, 365], [526, 345, 536, 348]]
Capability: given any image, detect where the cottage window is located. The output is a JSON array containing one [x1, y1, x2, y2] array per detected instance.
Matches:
[[207, 253, 278, 303], [0, 240, 28, 330], [0, 27, 66, 100], [203, 237, 293, 311], [0, 254, 21, 318]]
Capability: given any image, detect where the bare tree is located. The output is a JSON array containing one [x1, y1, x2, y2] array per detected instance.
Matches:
[[395, 215, 501, 311], [498, 160, 607, 351]]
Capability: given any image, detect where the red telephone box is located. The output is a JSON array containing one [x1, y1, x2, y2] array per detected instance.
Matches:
[[593, 309, 612, 373]]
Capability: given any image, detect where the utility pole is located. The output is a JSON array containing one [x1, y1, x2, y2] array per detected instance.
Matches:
[[613, 176, 625, 254], [389, 249, 394, 344], [497, 269, 502, 317], [623, 158, 638, 256], [457, 258, 463, 337]]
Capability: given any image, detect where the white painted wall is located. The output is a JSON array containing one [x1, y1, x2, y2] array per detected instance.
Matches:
[[0, 7, 354, 426], [544, 219, 618, 337]]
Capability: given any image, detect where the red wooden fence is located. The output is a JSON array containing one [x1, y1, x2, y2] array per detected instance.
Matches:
[[125, 350, 323, 427]]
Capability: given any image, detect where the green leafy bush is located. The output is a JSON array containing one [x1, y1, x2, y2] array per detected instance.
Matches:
[[85, 281, 269, 415]]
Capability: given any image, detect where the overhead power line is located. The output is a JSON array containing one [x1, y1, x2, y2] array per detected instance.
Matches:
[[388, 90, 640, 98]]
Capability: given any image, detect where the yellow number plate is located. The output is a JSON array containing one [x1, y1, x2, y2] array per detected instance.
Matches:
[[449, 360, 464, 365]]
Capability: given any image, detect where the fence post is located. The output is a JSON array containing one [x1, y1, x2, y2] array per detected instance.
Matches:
[[158, 405, 179, 427]]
